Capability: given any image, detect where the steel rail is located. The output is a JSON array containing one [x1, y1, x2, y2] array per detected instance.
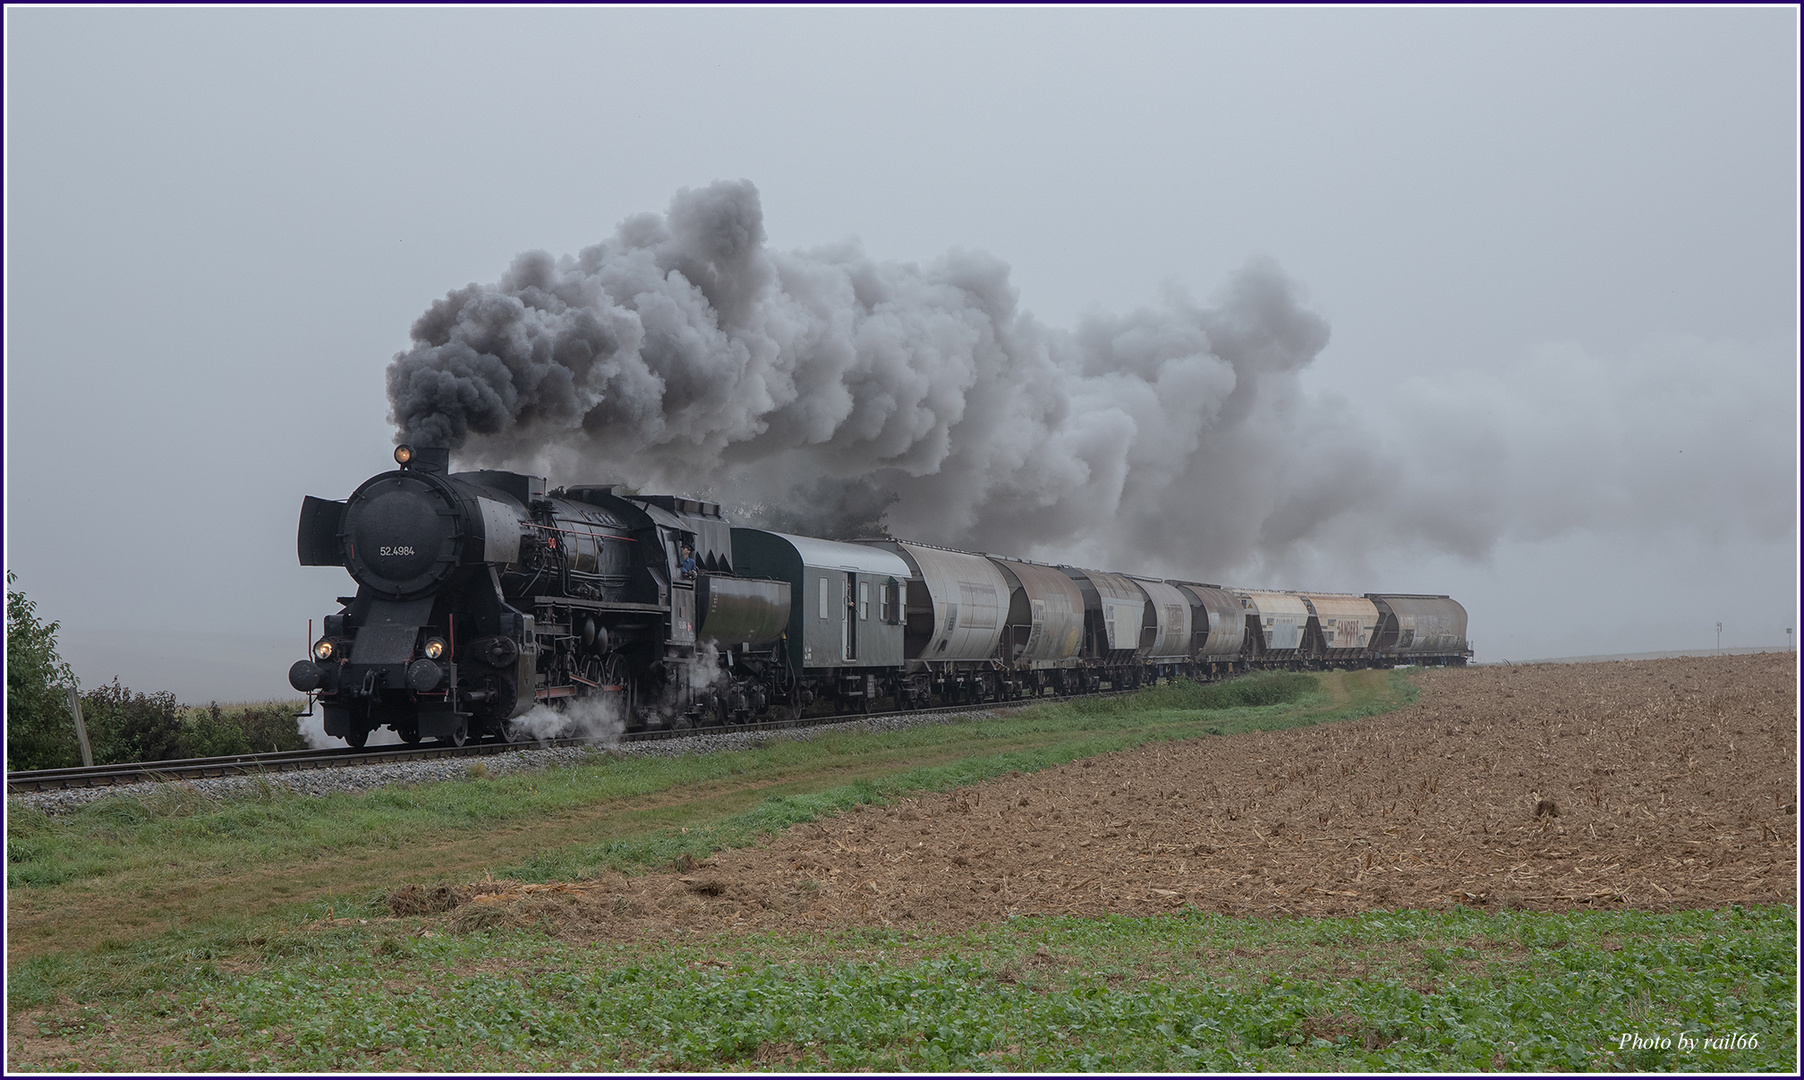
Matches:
[[4, 740, 579, 794], [5, 687, 1129, 795]]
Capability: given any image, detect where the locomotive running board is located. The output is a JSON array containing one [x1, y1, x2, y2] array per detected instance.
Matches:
[[534, 599, 669, 613]]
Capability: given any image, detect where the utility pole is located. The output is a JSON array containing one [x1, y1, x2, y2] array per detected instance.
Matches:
[[66, 686, 93, 768], [1716, 621, 1722, 656]]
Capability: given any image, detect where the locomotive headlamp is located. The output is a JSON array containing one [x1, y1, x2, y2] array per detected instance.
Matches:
[[313, 638, 335, 661], [393, 445, 414, 465], [424, 637, 447, 660]]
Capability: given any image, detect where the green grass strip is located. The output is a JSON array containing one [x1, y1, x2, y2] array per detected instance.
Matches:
[[8, 904, 1791, 1072]]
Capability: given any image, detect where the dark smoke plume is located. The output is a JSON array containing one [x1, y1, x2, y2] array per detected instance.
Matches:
[[743, 474, 901, 541], [386, 180, 1467, 581]]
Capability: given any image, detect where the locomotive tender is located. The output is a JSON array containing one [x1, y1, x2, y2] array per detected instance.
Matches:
[[289, 446, 1470, 746]]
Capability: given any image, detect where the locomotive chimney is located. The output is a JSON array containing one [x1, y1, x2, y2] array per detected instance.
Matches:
[[393, 444, 451, 473]]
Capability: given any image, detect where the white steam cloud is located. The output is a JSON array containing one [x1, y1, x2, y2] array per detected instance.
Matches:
[[509, 694, 626, 745], [386, 179, 1793, 585]]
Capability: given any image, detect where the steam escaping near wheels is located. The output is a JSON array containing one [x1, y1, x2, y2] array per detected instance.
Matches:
[[507, 696, 627, 746]]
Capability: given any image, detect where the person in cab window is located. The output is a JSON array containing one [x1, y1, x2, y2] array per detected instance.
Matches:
[[679, 543, 697, 580]]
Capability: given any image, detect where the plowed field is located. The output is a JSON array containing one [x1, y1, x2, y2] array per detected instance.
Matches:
[[411, 653, 1798, 936]]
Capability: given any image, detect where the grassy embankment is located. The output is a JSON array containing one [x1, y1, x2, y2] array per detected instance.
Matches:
[[7, 670, 1795, 1070]]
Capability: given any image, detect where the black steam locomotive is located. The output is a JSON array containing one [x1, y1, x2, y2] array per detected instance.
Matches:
[[288, 445, 790, 746], [289, 446, 1469, 746]]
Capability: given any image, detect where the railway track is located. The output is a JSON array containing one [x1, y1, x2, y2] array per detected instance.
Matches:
[[6, 690, 1124, 795], [5, 739, 577, 794]]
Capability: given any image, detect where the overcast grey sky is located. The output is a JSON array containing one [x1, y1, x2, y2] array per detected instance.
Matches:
[[5, 7, 1797, 704]]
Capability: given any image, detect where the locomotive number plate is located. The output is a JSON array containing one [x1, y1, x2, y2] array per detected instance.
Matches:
[[379, 546, 417, 556]]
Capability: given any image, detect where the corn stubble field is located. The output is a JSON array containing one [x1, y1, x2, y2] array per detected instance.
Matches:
[[6, 654, 1797, 1072]]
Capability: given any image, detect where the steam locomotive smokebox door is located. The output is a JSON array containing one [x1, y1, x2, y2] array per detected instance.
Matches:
[[341, 473, 462, 599]]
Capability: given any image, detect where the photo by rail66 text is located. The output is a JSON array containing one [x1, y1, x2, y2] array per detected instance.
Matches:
[[1613, 1031, 1761, 1052]]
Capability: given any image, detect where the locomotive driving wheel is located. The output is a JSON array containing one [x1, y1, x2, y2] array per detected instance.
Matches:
[[596, 651, 634, 728], [493, 673, 534, 742]]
